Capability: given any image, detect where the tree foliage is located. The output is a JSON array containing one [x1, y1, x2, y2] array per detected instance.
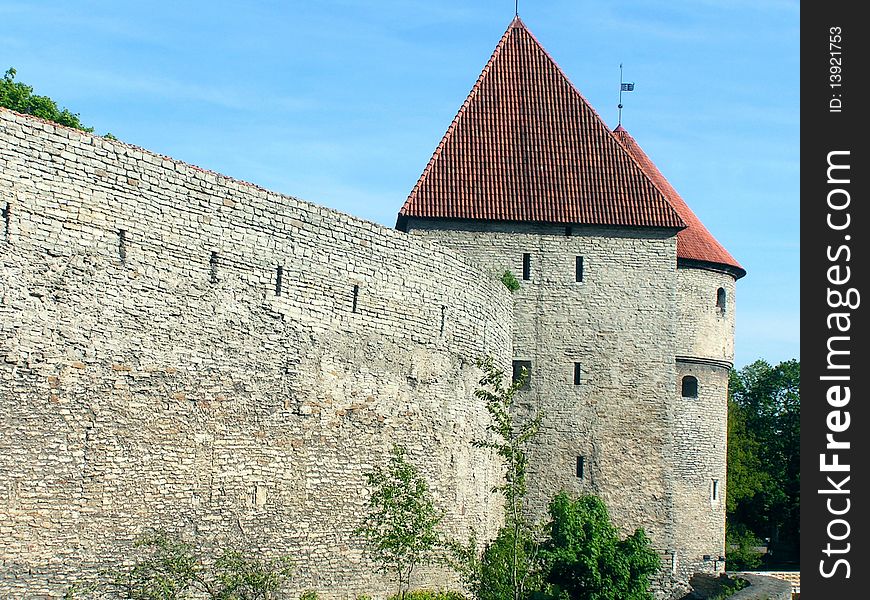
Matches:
[[726, 359, 799, 568], [357, 445, 444, 600], [540, 493, 659, 600], [472, 357, 541, 600], [65, 531, 292, 599], [1, 67, 93, 132]]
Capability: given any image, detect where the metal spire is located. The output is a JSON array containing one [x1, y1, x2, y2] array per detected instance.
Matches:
[[515, 0, 519, 17], [618, 63, 635, 126]]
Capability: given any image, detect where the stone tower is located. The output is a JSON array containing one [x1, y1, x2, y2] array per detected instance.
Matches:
[[614, 126, 746, 579], [398, 17, 745, 594]]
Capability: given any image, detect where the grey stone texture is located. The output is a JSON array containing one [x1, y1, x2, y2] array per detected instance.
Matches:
[[676, 268, 736, 363], [688, 573, 792, 600], [0, 109, 511, 598], [0, 108, 739, 600]]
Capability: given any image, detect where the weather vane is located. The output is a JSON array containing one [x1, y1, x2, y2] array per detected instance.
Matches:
[[618, 63, 635, 126], [515, 0, 519, 17]]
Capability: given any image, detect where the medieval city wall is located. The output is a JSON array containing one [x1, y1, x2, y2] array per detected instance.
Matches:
[[0, 109, 512, 598]]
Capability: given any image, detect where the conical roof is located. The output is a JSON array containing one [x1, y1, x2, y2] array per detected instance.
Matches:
[[398, 18, 685, 230], [613, 125, 745, 278]]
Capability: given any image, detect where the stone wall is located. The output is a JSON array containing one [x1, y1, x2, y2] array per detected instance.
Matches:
[[688, 573, 792, 600], [672, 360, 728, 580], [404, 219, 681, 552], [0, 109, 513, 598], [675, 268, 736, 363], [670, 266, 736, 580]]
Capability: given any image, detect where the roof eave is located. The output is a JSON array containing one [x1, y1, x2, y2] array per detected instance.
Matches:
[[677, 257, 746, 280]]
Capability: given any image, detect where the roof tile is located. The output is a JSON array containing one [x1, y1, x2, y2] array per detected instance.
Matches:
[[613, 125, 745, 276], [399, 17, 685, 229]]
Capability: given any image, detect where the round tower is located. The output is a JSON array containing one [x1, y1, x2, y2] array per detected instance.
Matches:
[[672, 263, 739, 579], [614, 126, 746, 582]]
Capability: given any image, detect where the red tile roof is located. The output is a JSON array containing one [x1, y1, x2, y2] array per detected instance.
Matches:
[[613, 125, 745, 277], [398, 18, 685, 230]]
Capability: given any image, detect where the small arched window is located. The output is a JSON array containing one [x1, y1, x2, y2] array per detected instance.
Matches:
[[716, 288, 726, 314], [681, 376, 698, 398]]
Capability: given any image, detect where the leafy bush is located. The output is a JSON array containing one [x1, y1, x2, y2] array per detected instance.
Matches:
[[475, 528, 544, 600], [300, 591, 319, 600], [65, 531, 292, 599], [388, 590, 469, 600], [539, 493, 660, 600], [500, 271, 521, 292], [724, 523, 763, 570]]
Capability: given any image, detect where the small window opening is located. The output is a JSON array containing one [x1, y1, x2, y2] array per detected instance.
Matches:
[[564, 226, 573, 237], [716, 287, 726, 313], [576, 456, 585, 479], [711, 479, 720, 502], [440, 305, 447, 335], [681, 375, 698, 398], [118, 229, 127, 263], [209, 252, 219, 283], [351, 284, 359, 313], [275, 265, 283, 296], [2, 202, 10, 241], [512, 360, 531, 390], [522, 253, 531, 281], [573, 362, 582, 385], [575, 256, 584, 282]]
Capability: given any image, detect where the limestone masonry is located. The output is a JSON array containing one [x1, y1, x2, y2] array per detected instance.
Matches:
[[1, 17, 744, 600]]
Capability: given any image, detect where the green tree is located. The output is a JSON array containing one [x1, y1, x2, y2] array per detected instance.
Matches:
[[357, 445, 444, 600], [1, 68, 93, 132], [723, 523, 763, 571], [472, 357, 542, 600], [539, 493, 660, 600], [726, 359, 799, 567]]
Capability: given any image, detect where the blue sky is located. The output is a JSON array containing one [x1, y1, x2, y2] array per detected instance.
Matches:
[[2, 0, 799, 368]]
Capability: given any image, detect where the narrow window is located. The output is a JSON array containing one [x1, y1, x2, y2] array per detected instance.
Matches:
[[564, 226, 572, 237], [576, 456, 585, 479], [2, 202, 9, 241], [352, 284, 359, 313], [711, 479, 720, 502], [681, 375, 698, 398], [512, 360, 531, 390], [716, 287, 726, 313], [209, 252, 219, 283], [275, 265, 283, 296], [573, 362, 582, 385], [575, 256, 584, 282], [522, 253, 531, 281], [118, 229, 127, 263], [440, 305, 447, 335]]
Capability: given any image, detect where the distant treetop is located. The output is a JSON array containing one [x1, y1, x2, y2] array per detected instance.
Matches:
[[1, 67, 93, 133]]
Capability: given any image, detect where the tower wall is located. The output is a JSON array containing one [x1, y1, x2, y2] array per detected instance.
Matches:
[[0, 109, 511, 598], [671, 266, 737, 579], [405, 219, 681, 552], [675, 267, 736, 361]]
